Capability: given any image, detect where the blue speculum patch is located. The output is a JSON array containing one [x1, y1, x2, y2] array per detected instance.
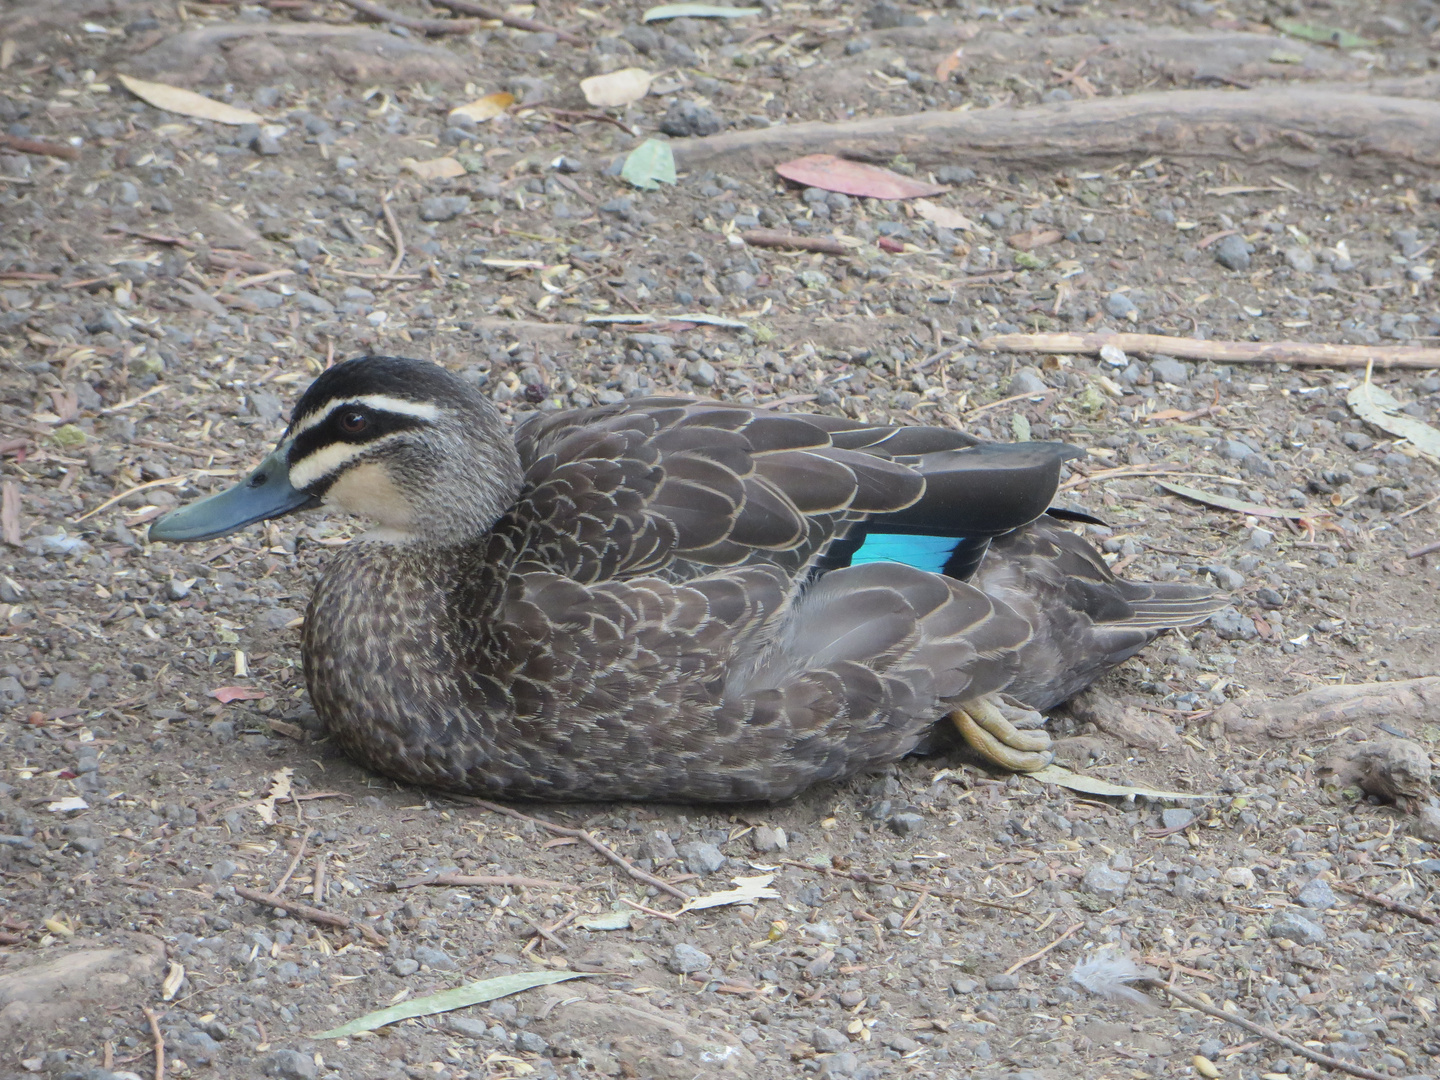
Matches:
[[847, 533, 964, 575]]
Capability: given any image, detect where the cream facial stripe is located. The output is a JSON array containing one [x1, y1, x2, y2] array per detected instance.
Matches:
[[289, 394, 443, 438], [288, 431, 407, 490]]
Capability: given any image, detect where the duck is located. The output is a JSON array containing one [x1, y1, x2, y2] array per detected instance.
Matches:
[[150, 354, 1224, 803]]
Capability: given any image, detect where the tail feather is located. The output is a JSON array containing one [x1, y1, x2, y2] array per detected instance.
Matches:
[[1118, 582, 1229, 631]]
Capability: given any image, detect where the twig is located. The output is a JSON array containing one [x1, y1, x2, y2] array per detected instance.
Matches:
[[232, 883, 388, 946], [981, 331, 1440, 371], [140, 1005, 166, 1080], [1398, 491, 1440, 521], [531, 105, 637, 137], [1003, 921, 1081, 976], [379, 195, 405, 277], [327, 267, 424, 282], [312, 853, 328, 905], [1334, 880, 1440, 926], [392, 871, 575, 891], [268, 828, 311, 899], [0, 133, 79, 160], [1406, 539, 1440, 559], [100, 384, 169, 414], [464, 798, 687, 901], [1145, 979, 1392, 1080], [740, 229, 849, 256], [965, 388, 1053, 418], [336, 0, 478, 33], [131, 437, 232, 460], [520, 911, 569, 950], [430, 0, 582, 43], [617, 896, 679, 922], [777, 859, 1033, 916]]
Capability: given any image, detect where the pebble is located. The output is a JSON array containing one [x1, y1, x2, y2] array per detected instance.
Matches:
[[261, 1049, 317, 1080], [676, 840, 726, 874], [413, 945, 457, 970], [887, 811, 925, 836], [419, 196, 471, 222], [752, 825, 787, 852], [1103, 291, 1138, 321], [1006, 367, 1047, 395], [1210, 606, 1258, 640], [1162, 809, 1196, 830], [1213, 234, 1253, 270], [1341, 431, 1373, 451], [1295, 878, 1338, 910], [1082, 864, 1130, 901], [1284, 246, 1316, 273], [391, 958, 420, 976], [515, 1031, 549, 1053], [810, 1026, 849, 1053], [667, 943, 712, 974], [660, 100, 723, 137], [446, 1017, 489, 1039], [1270, 911, 1327, 945], [1415, 807, 1440, 843], [984, 972, 1020, 991], [1149, 356, 1189, 385]]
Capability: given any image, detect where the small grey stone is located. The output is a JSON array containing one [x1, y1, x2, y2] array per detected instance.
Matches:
[[514, 1031, 548, 1054], [262, 1049, 317, 1080], [446, 1017, 489, 1039], [820, 1051, 859, 1077], [1082, 864, 1130, 901], [71, 836, 104, 854], [1221, 440, 1254, 462], [1104, 291, 1138, 320], [660, 100, 723, 138], [292, 291, 335, 315], [644, 830, 677, 861], [1214, 233, 1253, 270], [888, 1035, 921, 1054], [249, 391, 284, 426], [951, 976, 980, 994], [1270, 911, 1327, 945], [419, 195, 471, 222], [667, 1040, 686, 1057], [667, 942, 712, 974], [253, 133, 282, 156], [1295, 878, 1337, 910], [805, 920, 842, 944], [1080, 225, 1106, 243], [253, 607, 301, 633], [413, 945, 456, 970], [1210, 606, 1258, 641], [1149, 356, 1189, 385], [1414, 806, 1440, 843], [166, 578, 192, 601], [752, 825, 787, 852], [1248, 527, 1275, 550], [1162, 809, 1196, 830], [1284, 246, 1316, 273], [390, 958, 420, 976], [1341, 431, 1373, 452], [677, 841, 726, 874], [1374, 487, 1405, 512], [985, 972, 1020, 991], [811, 1027, 849, 1053], [1006, 367, 1047, 395], [0, 676, 26, 707], [887, 811, 925, 836], [686, 360, 718, 387]]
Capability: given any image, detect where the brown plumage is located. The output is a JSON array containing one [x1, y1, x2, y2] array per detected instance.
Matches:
[[152, 355, 1226, 802]]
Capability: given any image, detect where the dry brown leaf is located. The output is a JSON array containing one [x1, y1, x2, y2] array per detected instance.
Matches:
[[776, 154, 945, 200], [402, 156, 468, 181], [913, 198, 977, 231], [255, 766, 294, 825], [117, 74, 263, 126], [935, 46, 964, 82], [210, 686, 266, 703], [450, 91, 515, 123], [580, 68, 654, 108], [1008, 228, 1063, 251]]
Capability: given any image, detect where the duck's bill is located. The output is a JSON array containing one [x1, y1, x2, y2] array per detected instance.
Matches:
[[149, 446, 319, 543]]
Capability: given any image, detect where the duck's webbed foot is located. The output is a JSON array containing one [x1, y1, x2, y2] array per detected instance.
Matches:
[[947, 694, 1053, 773]]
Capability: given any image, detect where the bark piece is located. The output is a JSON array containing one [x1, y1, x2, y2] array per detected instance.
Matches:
[[1319, 738, 1432, 805], [1220, 677, 1440, 740], [1067, 687, 1178, 751]]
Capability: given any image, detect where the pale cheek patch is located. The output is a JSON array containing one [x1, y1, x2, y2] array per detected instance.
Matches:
[[323, 461, 415, 529]]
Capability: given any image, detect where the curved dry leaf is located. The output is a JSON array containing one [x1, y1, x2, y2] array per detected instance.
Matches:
[[1031, 765, 1213, 800], [913, 198, 976, 231], [1348, 379, 1440, 463], [775, 154, 945, 200], [450, 91, 515, 123], [315, 971, 588, 1039], [1159, 481, 1322, 520], [117, 74, 263, 126], [621, 138, 676, 190], [402, 156, 468, 181], [644, 2, 762, 19], [580, 68, 654, 108]]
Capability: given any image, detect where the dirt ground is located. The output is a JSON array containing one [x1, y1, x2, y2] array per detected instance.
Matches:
[[1, 0, 1440, 1077]]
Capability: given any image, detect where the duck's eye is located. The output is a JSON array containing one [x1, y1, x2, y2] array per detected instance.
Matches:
[[339, 410, 368, 435]]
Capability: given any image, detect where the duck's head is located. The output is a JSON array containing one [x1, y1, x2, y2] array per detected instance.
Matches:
[[150, 355, 523, 545]]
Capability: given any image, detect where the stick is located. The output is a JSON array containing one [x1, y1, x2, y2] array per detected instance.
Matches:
[[464, 799, 687, 901], [140, 1006, 165, 1080], [336, 0, 478, 33], [740, 229, 848, 256], [0, 133, 79, 160], [430, 0, 582, 43], [980, 331, 1440, 371], [777, 859, 1033, 916], [392, 871, 575, 891], [1407, 539, 1440, 559], [1145, 979, 1392, 1080], [531, 105, 637, 137], [268, 828, 311, 899], [1334, 881, 1440, 926], [671, 87, 1440, 178], [231, 883, 388, 946], [1003, 921, 1081, 976], [379, 195, 405, 277]]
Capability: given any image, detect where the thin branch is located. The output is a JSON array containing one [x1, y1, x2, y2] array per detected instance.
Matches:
[[1406, 539, 1440, 559], [1334, 880, 1440, 926], [268, 828, 311, 899], [0, 133, 79, 160], [140, 1006, 166, 1080], [336, 0, 478, 34], [379, 194, 406, 277], [981, 331, 1440, 371], [1146, 979, 1392, 1080], [463, 798, 687, 901], [430, 0, 582, 43], [392, 871, 576, 891], [232, 883, 388, 946], [1003, 921, 1082, 976], [741, 229, 849, 256]]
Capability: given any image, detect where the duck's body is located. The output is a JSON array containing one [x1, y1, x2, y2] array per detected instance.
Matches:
[[153, 356, 1224, 802]]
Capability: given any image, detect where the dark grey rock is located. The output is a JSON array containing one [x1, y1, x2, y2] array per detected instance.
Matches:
[[667, 942, 712, 974], [660, 100, 723, 138], [262, 1049, 317, 1080], [677, 841, 726, 874], [391, 957, 420, 976], [811, 1026, 849, 1053], [887, 812, 925, 836], [1162, 808, 1196, 830], [1341, 431, 1374, 452], [1284, 246, 1316, 273], [1214, 233, 1253, 270], [419, 196, 471, 222], [292, 292, 334, 315], [1006, 367, 1047, 395], [413, 945, 456, 970], [447, 1017, 489, 1039], [1082, 864, 1129, 901], [1296, 878, 1337, 910], [1104, 291, 1138, 320], [1270, 911, 1327, 945], [985, 972, 1020, 991], [1210, 606, 1258, 640], [1150, 356, 1189, 385], [515, 1031, 549, 1053]]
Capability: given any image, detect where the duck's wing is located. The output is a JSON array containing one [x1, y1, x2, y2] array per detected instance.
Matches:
[[972, 516, 1227, 710]]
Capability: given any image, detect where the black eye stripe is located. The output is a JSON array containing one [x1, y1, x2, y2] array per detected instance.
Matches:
[[289, 407, 428, 465]]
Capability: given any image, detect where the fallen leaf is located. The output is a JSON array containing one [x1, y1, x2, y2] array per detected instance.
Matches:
[[315, 971, 589, 1039], [401, 156, 468, 181], [877, 236, 905, 253], [644, 2, 762, 19], [621, 138, 676, 190], [575, 910, 634, 931], [1348, 375, 1440, 464], [43, 916, 75, 937], [46, 796, 89, 813], [934, 46, 965, 82], [162, 960, 186, 1001], [775, 154, 945, 200], [255, 766, 293, 826], [449, 91, 515, 123], [913, 198, 977, 231], [1159, 481, 1326, 521], [1030, 765, 1214, 800], [116, 74, 263, 126], [584, 312, 749, 329], [210, 686, 266, 703], [1, 481, 21, 547], [580, 68, 654, 108], [1008, 228, 1062, 251], [678, 873, 780, 913], [1273, 18, 1375, 49]]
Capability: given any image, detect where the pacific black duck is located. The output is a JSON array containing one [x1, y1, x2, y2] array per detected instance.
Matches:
[[151, 355, 1224, 802]]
